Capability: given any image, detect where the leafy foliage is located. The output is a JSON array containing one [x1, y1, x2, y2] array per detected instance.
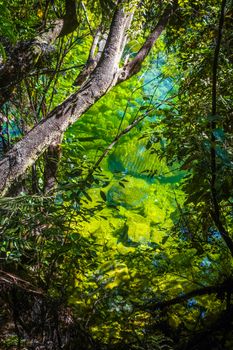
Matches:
[[1, 0, 233, 349]]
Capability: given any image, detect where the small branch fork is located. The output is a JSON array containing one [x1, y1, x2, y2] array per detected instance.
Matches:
[[73, 29, 107, 86], [117, 1, 177, 83]]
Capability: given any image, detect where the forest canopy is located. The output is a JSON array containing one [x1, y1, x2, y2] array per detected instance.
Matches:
[[0, 0, 233, 349]]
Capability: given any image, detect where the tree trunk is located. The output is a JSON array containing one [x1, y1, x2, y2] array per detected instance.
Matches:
[[0, 4, 129, 195], [0, 2, 175, 196], [43, 135, 63, 194]]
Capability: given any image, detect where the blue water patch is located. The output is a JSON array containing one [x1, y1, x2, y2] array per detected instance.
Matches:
[[200, 257, 211, 268], [187, 298, 197, 308]]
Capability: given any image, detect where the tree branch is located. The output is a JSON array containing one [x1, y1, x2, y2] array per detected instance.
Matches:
[[117, 2, 177, 83], [73, 29, 104, 86], [0, 269, 43, 295], [143, 279, 233, 312], [81, 1, 94, 36], [59, 0, 78, 37], [86, 113, 146, 181]]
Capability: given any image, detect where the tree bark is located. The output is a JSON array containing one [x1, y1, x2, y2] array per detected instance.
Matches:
[[43, 135, 63, 194], [117, 2, 177, 83]]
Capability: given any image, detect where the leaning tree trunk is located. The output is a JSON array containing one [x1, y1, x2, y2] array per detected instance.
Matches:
[[0, 2, 175, 196], [0, 4, 130, 195]]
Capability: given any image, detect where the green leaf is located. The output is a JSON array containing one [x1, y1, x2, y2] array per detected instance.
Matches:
[[213, 128, 225, 141], [100, 190, 107, 201], [82, 191, 92, 202]]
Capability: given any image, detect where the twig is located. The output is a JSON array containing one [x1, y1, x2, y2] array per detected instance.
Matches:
[[0, 270, 43, 295], [81, 1, 94, 36]]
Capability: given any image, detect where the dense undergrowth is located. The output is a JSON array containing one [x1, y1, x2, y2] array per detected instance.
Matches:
[[1, 0, 233, 349]]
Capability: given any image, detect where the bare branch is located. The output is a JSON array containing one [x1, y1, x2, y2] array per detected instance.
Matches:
[[73, 29, 102, 86], [81, 1, 94, 36], [142, 279, 233, 312], [0, 269, 43, 295], [87, 113, 146, 180], [117, 2, 177, 83]]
